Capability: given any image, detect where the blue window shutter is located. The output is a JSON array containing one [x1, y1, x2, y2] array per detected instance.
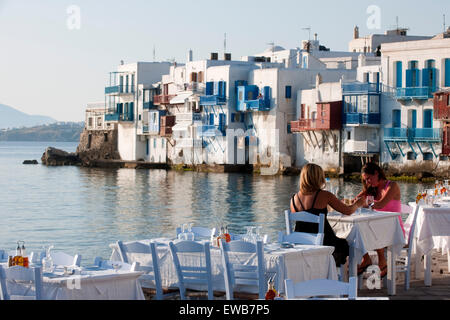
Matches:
[[146, 139, 149, 155], [209, 113, 214, 125], [445, 59, 450, 87], [206, 82, 214, 95], [396, 62, 402, 88], [411, 110, 417, 128], [222, 81, 227, 98], [406, 69, 412, 87], [422, 68, 430, 87], [264, 86, 270, 100], [231, 113, 235, 122]]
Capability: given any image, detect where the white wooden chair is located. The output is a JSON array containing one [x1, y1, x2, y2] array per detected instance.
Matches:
[[169, 240, 214, 300], [0, 266, 43, 300], [280, 210, 325, 245], [176, 226, 217, 240], [395, 204, 420, 291], [220, 240, 265, 300], [49, 251, 82, 267], [116, 240, 170, 300], [284, 277, 358, 300]]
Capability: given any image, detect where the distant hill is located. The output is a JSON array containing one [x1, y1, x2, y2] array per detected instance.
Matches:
[[0, 122, 84, 142], [0, 104, 56, 129]]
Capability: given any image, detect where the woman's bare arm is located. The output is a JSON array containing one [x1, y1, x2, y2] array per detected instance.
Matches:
[[326, 191, 365, 215]]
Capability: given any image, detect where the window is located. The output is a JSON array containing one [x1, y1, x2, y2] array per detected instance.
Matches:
[[445, 58, 450, 87], [407, 152, 416, 160], [104, 133, 108, 142], [285, 86, 292, 99], [88, 117, 93, 127], [347, 131, 351, 140], [423, 152, 433, 161]]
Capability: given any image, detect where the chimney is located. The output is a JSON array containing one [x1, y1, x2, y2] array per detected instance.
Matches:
[[354, 26, 359, 39], [314, 33, 318, 41], [224, 53, 231, 61], [210, 52, 218, 60], [187, 49, 193, 62]]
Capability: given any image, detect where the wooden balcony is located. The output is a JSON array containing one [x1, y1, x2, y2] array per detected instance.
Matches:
[[153, 94, 176, 105]]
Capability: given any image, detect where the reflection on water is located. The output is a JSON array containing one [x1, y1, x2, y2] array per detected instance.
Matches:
[[0, 141, 434, 263]]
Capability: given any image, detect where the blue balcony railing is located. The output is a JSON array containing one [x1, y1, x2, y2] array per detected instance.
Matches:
[[104, 113, 134, 122], [395, 87, 435, 100], [105, 85, 135, 95], [343, 113, 381, 125], [245, 99, 271, 111], [199, 95, 227, 106], [198, 125, 225, 137], [143, 101, 156, 109], [342, 82, 380, 94], [384, 128, 441, 141]]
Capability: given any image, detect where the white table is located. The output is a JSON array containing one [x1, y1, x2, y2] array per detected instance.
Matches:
[[407, 201, 450, 286], [109, 238, 338, 295], [327, 209, 405, 295], [0, 263, 145, 300]]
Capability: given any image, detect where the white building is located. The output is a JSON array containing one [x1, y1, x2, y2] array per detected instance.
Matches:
[[380, 30, 450, 172], [104, 61, 171, 161]]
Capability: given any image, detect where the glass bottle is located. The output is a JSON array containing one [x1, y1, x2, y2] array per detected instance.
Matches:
[[186, 223, 195, 241], [224, 226, 231, 243], [265, 279, 277, 300]]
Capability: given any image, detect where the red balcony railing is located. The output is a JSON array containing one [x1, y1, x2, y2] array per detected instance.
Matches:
[[153, 94, 176, 105]]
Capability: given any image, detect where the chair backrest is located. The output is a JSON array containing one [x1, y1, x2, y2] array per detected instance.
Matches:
[[284, 277, 357, 300], [285, 210, 325, 236], [176, 226, 217, 239], [0, 250, 7, 261], [0, 266, 43, 300], [220, 240, 265, 300], [283, 210, 325, 245], [116, 240, 164, 300], [278, 231, 323, 246], [169, 240, 213, 300], [49, 251, 81, 267]]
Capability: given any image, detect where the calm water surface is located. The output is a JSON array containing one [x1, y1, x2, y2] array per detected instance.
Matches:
[[0, 141, 433, 263]]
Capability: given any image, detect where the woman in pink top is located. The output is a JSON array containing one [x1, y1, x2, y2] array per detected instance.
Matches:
[[355, 162, 405, 279]]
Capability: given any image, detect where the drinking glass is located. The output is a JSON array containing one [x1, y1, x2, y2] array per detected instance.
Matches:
[[243, 226, 252, 242], [178, 224, 187, 241], [42, 245, 54, 273], [186, 223, 195, 241], [255, 226, 263, 242]]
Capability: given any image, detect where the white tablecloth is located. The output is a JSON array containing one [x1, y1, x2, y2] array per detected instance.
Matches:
[[109, 239, 338, 294], [328, 209, 406, 264], [0, 263, 145, 300], [407, 202, 450, 256]]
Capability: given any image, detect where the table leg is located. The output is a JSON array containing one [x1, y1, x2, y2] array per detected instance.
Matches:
[[424, 253, 432, 287], [348, 246, 357, 281], [387, 246, 396, 296]]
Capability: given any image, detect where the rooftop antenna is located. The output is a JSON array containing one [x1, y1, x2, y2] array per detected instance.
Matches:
[[224, 33, 227, 54], [444, 14, 446, 33], [302, 26, 311, 41], [153, 45, 156, 62], [267, 41, 275, 54]]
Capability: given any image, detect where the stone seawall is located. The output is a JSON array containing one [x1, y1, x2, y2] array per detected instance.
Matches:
[[76, 128, 121, 166]]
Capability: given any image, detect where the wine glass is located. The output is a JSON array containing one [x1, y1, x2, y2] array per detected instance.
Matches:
[[112, 263, 122, 273], [42, 245, 54, 273], [366, 196, 374, 209], [178, 224, 187, 240]]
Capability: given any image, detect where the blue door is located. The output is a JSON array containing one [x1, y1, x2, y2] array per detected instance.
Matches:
[[423, 110, 433, 128], [209, 113, 214, 125]]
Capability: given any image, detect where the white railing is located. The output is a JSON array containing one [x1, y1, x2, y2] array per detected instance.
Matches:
[[344, 140, 380, 153]]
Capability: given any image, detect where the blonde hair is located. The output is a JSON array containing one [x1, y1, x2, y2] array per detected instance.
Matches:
[[299, 163, 326, 194]]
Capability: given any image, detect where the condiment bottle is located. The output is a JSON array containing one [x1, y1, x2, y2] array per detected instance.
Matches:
[[224, 226, 231, 243], [265, 280, 277, 300]]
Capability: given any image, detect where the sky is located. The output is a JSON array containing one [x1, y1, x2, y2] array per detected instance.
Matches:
[[0, 0, 449, 122]]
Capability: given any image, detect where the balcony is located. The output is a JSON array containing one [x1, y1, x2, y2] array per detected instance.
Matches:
[[105, 85, 135, 95], [344, 140, 380, 153], [199, 95, 227, 106], [104, 113, 133, 122], [153, 94, 176, 105], [143, 125, 149, 133], [395, 87, 434, 100], [343, 113, 381, 126], [245, 98, 271, 111], [176, 113, 202, 122], [143, 102, 156, 110], [198, 125, 224, 137], [290, 119, 317, 132], [384, 128, 441, 142], [342, 82, 380, 94]]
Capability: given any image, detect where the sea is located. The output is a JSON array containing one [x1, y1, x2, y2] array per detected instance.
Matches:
[[0, 141, 434, 263]]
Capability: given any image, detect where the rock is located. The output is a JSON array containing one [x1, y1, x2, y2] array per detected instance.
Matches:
[[41, 147, 81, 166], [23, 160, 38, 165]]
